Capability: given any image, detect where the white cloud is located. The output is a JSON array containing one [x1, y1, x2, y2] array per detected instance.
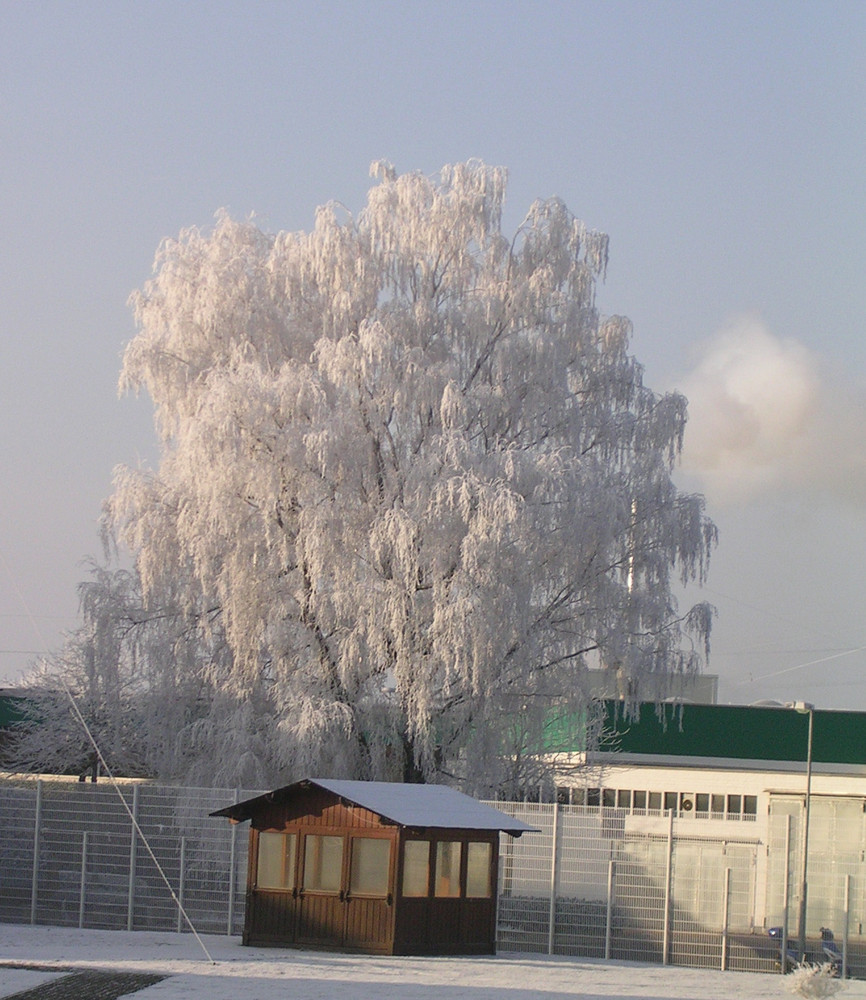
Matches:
[[677, 316, 866, 505]]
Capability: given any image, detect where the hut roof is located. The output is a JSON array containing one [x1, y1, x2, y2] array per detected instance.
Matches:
[[211, 777, 536, 835]]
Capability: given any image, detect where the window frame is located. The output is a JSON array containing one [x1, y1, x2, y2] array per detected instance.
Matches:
[[255, 830, 298, 891]]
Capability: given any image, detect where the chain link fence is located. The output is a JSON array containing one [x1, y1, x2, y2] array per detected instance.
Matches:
[[2, 778, 865, 976]]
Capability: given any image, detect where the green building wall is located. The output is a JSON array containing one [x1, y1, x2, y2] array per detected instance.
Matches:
[[602, 702, 866, 766]]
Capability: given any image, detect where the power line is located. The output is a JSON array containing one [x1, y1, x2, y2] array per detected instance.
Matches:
[[729, 645, 866, 687]]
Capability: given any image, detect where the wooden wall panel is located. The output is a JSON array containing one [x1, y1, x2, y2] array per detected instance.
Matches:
[[252, 788, 391, 832], [297, 892, 344, 945], [246, 891, 297, 944]]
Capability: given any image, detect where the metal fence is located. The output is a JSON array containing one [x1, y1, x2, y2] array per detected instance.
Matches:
[[2, 779, 865, 977], [0, 780, 248, 936], [495, 799, 866, 977]]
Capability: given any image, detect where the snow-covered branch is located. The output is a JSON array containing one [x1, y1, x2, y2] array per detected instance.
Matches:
[[26, 162, 717, 792]]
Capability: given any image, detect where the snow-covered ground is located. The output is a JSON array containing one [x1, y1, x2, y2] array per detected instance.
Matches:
[[1, 926, 863, 1000]]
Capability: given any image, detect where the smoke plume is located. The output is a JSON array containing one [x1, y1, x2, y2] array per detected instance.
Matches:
[[677, 317, 866, 505]]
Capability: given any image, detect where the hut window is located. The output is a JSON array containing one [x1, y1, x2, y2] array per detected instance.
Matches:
[[466, 842, 493, 898], [402, 840, 430, 897], [256, 831, 297, 889], [434, 841, 462, 897], [303, 834, 344, 892], [350, 838, 391, 895]]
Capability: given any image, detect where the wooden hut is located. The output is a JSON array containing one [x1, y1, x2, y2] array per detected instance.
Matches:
[[211, 777, 535, 955]]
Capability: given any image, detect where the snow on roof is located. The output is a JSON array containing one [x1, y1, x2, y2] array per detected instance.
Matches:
[[315, 778, 536, 833], [212, 777, 537, 835]]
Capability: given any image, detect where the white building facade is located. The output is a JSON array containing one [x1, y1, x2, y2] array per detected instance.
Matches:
[[527, 702, 866, 971]]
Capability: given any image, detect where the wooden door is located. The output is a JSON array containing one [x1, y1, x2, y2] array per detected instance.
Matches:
[[427, 839, 464, 949], [246, 830, 300, 946], [397, 835, 498, 954], [460, 839, 497, 952], [342, 834, 394, 951], [296, 832, 345, 946]]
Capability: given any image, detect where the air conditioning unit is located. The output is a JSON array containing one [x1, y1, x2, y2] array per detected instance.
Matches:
[[681, 797, 694, 812]]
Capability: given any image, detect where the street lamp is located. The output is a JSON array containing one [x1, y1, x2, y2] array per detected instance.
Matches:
[[794, 701, 814, 964]]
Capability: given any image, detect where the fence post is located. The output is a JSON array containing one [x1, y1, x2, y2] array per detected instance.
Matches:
[[781, 814, 792, 973], [227, 788, 240, 936], [605, 857, 616, 959], [78, 831, 89, 929], [127, 784, 140, 932], [546, 799, 559, 956], [842, 873, 851, 979], [30, 780, 43, 925], [662, 808, 674, 965], [177, 836, 187, 935], [721, 866, 731, 971]]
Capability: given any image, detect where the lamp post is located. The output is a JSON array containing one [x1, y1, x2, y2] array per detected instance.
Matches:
[[794, 701, 814, 964]]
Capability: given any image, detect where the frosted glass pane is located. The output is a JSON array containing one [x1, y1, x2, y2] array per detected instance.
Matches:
[[304, 835, 344, 892], [402, 840, 430, 897], [257, 832, 296, 889], [435, 841, 462, 897], [350, 838, 391, 895], [257, 832, 283, 888], [466, 842, 492, 897]]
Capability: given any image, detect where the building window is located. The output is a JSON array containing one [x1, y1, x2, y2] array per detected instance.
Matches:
[[350, 838, 391, 895], [556, 785, 760, 823], [434, 841, 462, 897], [257, 831, 297, 890], [303, 834, 343, 892], [402, 840, 430, 897], [466, 842, 493, 898]]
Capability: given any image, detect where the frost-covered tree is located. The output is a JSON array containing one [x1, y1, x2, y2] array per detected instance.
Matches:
[[105, 161, 715, 793], [7, 559, 241, 783], [8, 562, 172, 779]]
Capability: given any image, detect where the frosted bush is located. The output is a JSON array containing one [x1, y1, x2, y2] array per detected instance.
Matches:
[[786, 963, 844, 999]]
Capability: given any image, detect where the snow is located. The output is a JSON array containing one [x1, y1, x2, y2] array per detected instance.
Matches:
[[216, 778, 538, 833], [2, 926, 862, 1000]]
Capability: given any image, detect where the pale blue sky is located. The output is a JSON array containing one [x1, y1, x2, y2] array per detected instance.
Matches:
[[1, 1, 864, 707]]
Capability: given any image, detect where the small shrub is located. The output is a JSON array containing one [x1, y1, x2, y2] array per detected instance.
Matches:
[[786, 963, 844, 999]]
